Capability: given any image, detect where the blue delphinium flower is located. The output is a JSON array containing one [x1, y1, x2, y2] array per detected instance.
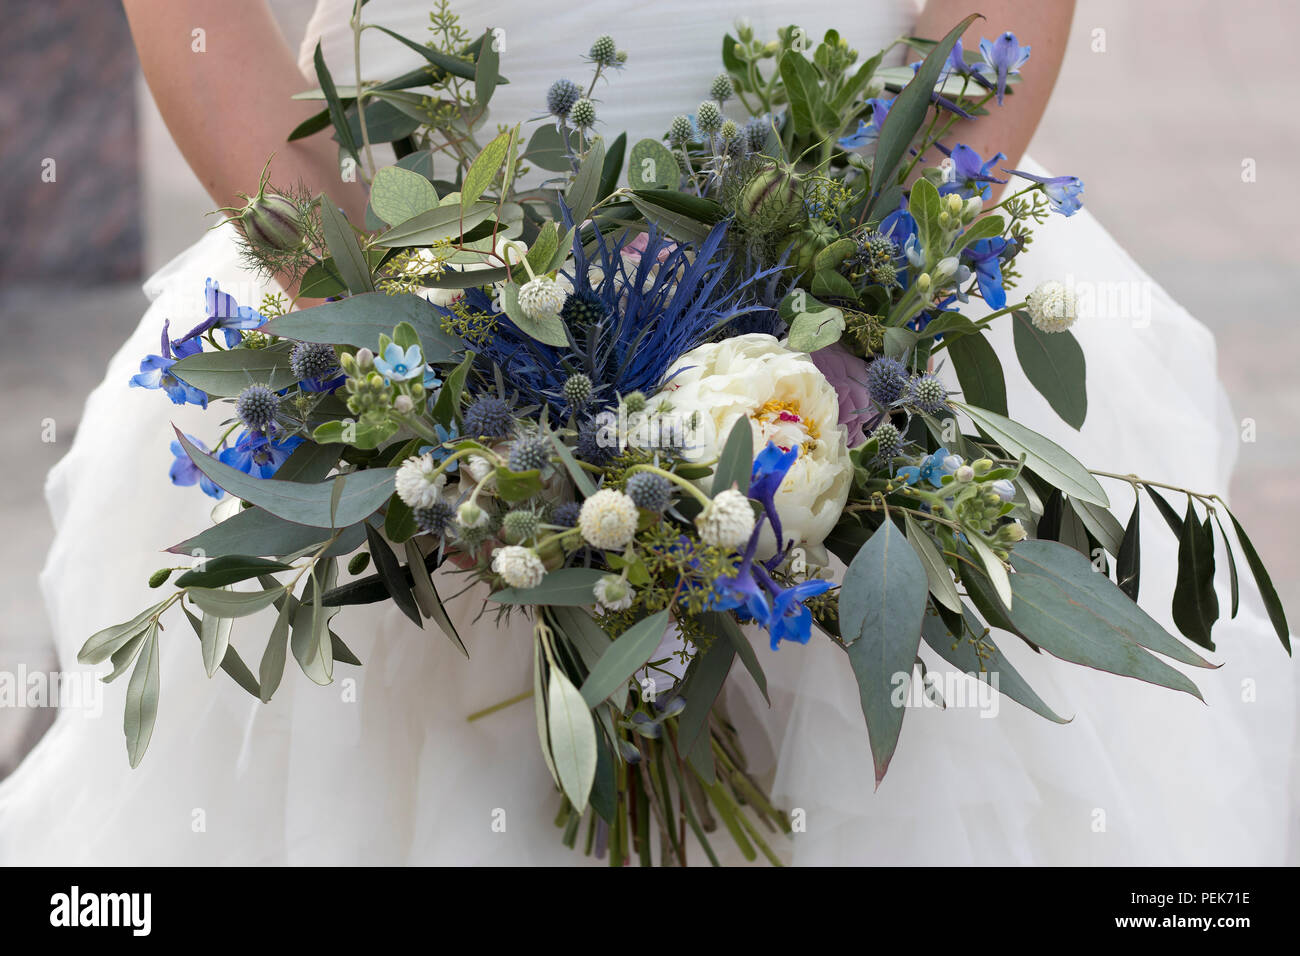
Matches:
[[130, 320, 208, 407], [837, 98, 893, 149], [1002, 167, 1085, 216], [896, 447, 960, 488], [961, 236, 1016, 309], [173, 279, 265, 349], [373, 342, 424, 382], [937, 143, 1007, 200], [442, 221, 781, 416], [768, 577, 833, 647], [975, 32, 1031, 105], [169, 435, 223, 498], [218, 430, 302, 479]]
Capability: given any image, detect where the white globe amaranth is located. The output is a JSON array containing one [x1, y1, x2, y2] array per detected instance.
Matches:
[[492, 545, 546, 589], [394, 454, 448, 509], [696, 488, 756, 548], [578, 489, 640, 550], [1025, 279, 1077, 332], [593, 574, 634, 611], [657, 333, 852, 554], [518, 275, 566, 322]]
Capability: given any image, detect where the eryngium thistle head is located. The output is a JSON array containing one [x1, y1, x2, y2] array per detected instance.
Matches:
[[551, 501, 581, 528], [570, 97, 597, 129], [501, 509, 541, 542], [696, 100, 724, 135], [743, 116, 771, 154], [872, 421, 903, 460], [866, 356, 908, 405], [861, 231, 899, 265], [908, 374, 948, 415], [563, 372, 593, 409], [589, 34, 618, 65], [235, 384, 280, 431], [560, 287, 606, 327], [625, 471, 671, 512], [576, 414, 615, 464], [289, 341, 338, 382], [710, 73, 735, 103], [507, 434, 551, 472], [667, 115, 694, 148], [546, 78, 581, 118], [720, 118, 740, 142], [462, 396, 514, 439], [413, 500, 454, 537]]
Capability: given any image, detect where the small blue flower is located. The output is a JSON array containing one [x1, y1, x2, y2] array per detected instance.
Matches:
[[896, 447, 959, 488], [768, 578, 833, 648], [218, 430, 302, 479], [423, 365, 443, 391], [373, 343, 424, 382], [173, 279, 265, 349], [837, 98, 893, 149], [938, 143, 1007, 200], [169, 435, 223, 498], [975, 32, 1031, 105], [1002, 167, 1084, 216], [130, 320, 208, 407], [961, 236, 1015, 310], [420, 422, 461, 474]]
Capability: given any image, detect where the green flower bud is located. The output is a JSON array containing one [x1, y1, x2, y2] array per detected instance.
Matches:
[[735, 162, 802, 232], [148, 568, 173, 589], [239, 188, 308, 253], [348, 552, 371, 575]]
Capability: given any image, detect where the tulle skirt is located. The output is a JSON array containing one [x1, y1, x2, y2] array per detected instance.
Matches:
[[1, 156, 1295, 865]]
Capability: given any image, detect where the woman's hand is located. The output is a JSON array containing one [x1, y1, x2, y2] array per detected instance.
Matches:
[[914, 0, 1076, 196], [124, 0, 369, 291]]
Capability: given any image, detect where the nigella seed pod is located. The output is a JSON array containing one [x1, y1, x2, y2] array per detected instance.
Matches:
[[240, 190, 307, 253], [735, 163, 801, 232]]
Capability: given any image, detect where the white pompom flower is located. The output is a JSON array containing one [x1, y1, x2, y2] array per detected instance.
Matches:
[[578, 489, 640, 550], [394, 454, 447, 509], [1025, 280, 1077, 333], [696, 488, 756, 548], [517, 276, 567, 322], [593, 574, 634, 611], [492, 545, 546, 589]]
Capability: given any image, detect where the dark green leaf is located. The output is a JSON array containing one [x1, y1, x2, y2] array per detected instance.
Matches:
[[170, 342, 298, 397], [1145, 486, 1185, 537], [474, 31, 500, 108], [567, 137, 606, 224], [175, 555, 292, 589], [703, 611, 769, 705], [318, 197, 374, 294], [579, 610, 668, 707], [1226, 510, 1290, 654], [676, 637, 735, 758], [365, 524, 422, 628], [265, 293, 463, 367], [168, 507, 367, 560], [1117, 496, 1141, 600], [1011, 312, 1087, 429], [313, 42, 358, 165], [1171, 500, 1219, 650], [712, 417, 753, 496], [490, 567, 607, 606], [947, 332, 1007, 416]]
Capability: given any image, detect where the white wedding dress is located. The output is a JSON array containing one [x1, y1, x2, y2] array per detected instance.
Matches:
[[1, 0, 1295, 865]]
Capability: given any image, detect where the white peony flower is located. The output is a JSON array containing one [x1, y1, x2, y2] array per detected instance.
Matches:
[[578, 489, 639, 550], [1025, 279, 1077, 332], [695, 489, 756, 548], [394, 454, 447, 509], [658, 333, 852, 554], [492, 545, 546, 589], [593, 574, 634, 611]]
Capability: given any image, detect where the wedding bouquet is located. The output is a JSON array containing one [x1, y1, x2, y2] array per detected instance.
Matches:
[[88, 7, 1290, 865]]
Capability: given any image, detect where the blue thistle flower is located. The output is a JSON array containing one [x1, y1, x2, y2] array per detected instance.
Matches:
[[462, 396, 514, 439], [866, 357, 908, 406], [546, 79, 581, 118], [552, 501, 582, 527]]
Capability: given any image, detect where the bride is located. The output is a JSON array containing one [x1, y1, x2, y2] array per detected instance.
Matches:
[[1, 0, 1294, 865]]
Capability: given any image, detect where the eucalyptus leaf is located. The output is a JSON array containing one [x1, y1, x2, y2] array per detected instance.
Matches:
[[170, 343, 298, 397], [712, 417, 754, 496], [490, 567, 607, 606], [579, 610, 669, 708], [947, 333, 1008, 416], [1012, 311, 1087, 430], [370, 165, 439, 226], [546, 667, 598, 811], [318, 196, 373, 294], [265, 293, 463, 368], [903, 514, 961, 612], [627, 139, 677, 190], [124, 625, 161, 768], [187, 585, 285, 619]]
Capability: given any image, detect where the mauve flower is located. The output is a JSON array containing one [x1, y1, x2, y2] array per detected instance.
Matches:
[[809, 341, 874, 447]]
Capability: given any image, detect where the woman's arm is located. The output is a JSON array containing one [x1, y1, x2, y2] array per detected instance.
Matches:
[[124, 0, 368, 231], [914, 0, 1075, 188]]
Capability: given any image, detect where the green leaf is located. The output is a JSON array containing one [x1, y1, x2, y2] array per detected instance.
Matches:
[[1226, 510, 1290, 654], [1145, 486, 1185, 538], [365, 524, 421, 628], [79, 601, 166, 665], [198, 605, 233, 678], [368, 25, 500, 84], [546, 667, 598, 811], [474, 31, 500, 108], [676, 637, 735, 757], [312, 42, 358, 165], [1009, 541, 1210, 697], [1012, 311, 1087, 430], [810, 268, 859, 303], [1116, 496, 1142, 600], [175, 555, 292, 589], [124, 625, 161, 768], [175, 430, 397, 528], [429, 349, 474, 427], [786, 304, 845, 353], [952, 213, 1006, 253], [865, 14, 979, 219], [372, 198, 496, 247], [494, 465, 544, 503], [953, 402, 1108, 507], [523, 123, 576, 172], [1211, 513, 1240, 619], [920, 607, 1069, 723], [187, 585, 285, 619], [549, 429, 596, 498], [1172, 500, 1219, 650], [579, 610, 669, 707], [403, 539, 467, 657], [384, 494, 418, 544], [259, 592, 295, 702], [908, 177, 943, 265], [627, 139, 677, 189], [490, 567, 607, 606], [169, 342, 298, 397], [712, 417, 753, 496], [628, 189, 725, 224], [370, 165, 439, 225], [903, 514, 961, 612], [779, 51, 830, 136], [318, 194, 373, 294], [703, 611, 769, 705], [598, 131, 626, 202], [167, 506, 367, 560], [275, 440, 343, 483], [567, 137, 606, 224], [627, 195, 712, 245], [1071, 496, 1125, 558], [462, 128, 513, 209], [523, 221, 561, 275], [947, 333, 1008, 416], [840, 519, 929, 785], [291, 561, 337, 685], [502, 282, 569, 347]]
